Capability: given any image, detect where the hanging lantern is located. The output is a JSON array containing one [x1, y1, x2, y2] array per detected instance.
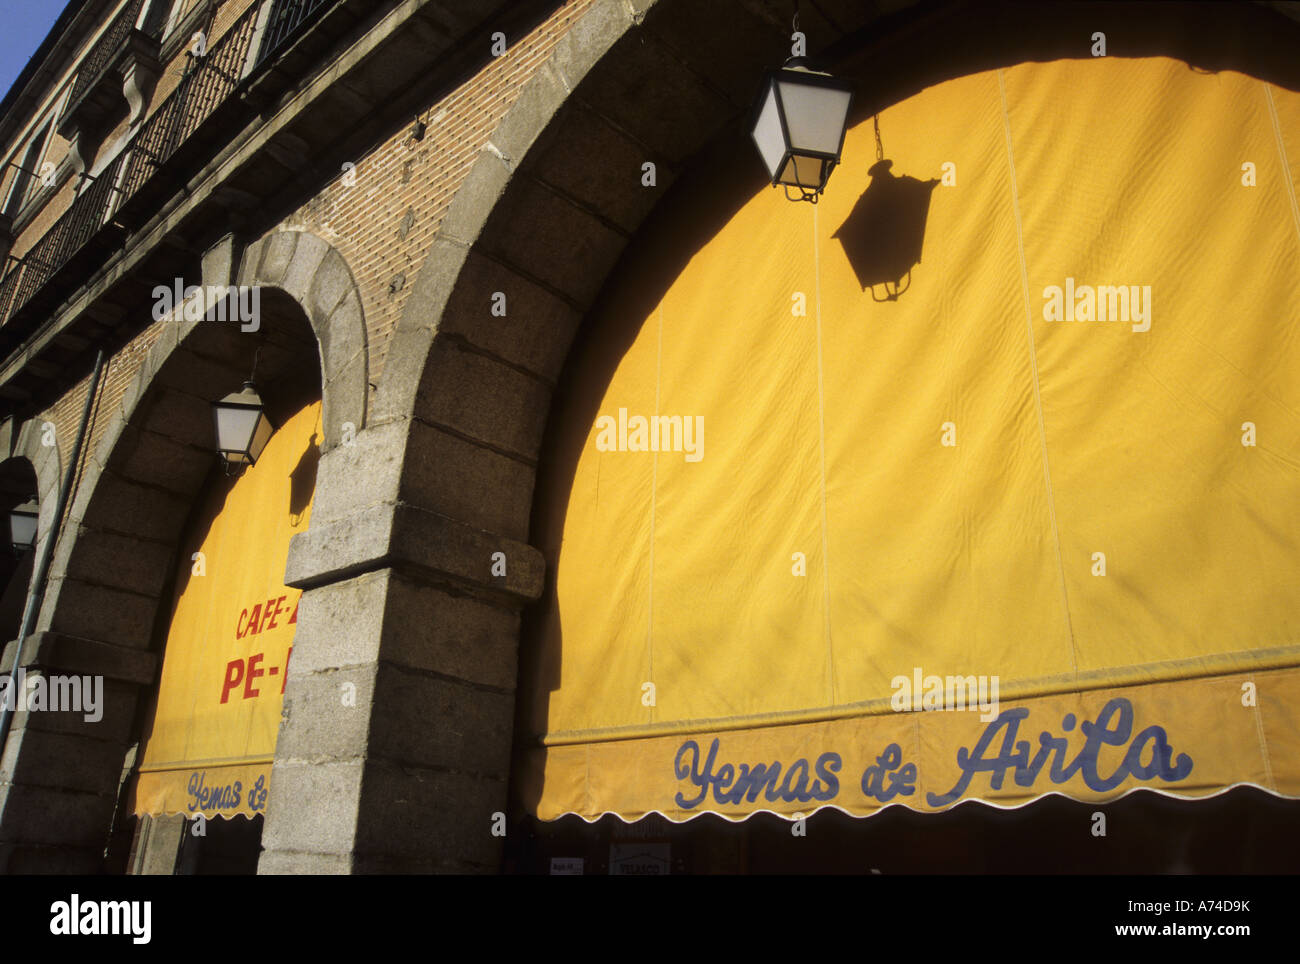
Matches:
[[8, 498, 38, 552], [211, 381, 274, 469], [749, 58, 854, 202]]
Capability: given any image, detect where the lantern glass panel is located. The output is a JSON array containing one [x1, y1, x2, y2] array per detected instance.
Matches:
[[776, 78, 852, 157], [215, 404, 262, 458], [751, 82, 787, 180], [246, 410, 274, 465], [9, 507, 37, 549], [778, 154, 830, 188]]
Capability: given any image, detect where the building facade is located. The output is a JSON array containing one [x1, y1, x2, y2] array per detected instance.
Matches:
[[0, 0, 1298, 874]]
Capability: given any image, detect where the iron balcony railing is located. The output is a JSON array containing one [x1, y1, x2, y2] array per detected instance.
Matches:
[[67, 0, 150, 108], [256, 0, 333, 66], [0, 0, 342, 330], [0, 152, 126, 324], [119, 3, 261, 201]]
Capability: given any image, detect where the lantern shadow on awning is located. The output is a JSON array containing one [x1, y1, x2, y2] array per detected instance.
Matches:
[[832, 159, 940, 301], [288, 432, 321, 525]]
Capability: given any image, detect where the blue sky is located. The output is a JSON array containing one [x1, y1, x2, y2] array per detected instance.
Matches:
[[0, 1, 71, 104]]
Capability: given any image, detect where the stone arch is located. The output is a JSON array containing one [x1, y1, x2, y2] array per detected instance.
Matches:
[[236, 230, 370, 451], [40, 228, 367, 638], [0, 229, 366, 870]]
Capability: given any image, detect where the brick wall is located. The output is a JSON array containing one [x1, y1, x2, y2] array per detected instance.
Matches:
[[279, 0, 596, 380], [210, 0, 261, 41], [33, 319, 163, 503]]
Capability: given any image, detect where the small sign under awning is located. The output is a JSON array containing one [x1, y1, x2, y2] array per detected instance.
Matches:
[[610, 843, 670, 875]]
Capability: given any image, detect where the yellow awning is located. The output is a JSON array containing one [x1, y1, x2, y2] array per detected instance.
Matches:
[[128, 401, 320, 819], [519, 57, 1300, 822]]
